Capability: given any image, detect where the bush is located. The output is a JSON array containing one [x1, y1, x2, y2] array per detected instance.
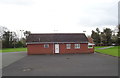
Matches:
[[15, 41, 24, 48]]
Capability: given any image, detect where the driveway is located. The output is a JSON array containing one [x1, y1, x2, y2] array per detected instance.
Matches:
[[2, 53, 118, 76], [2, 52, 27, 68]]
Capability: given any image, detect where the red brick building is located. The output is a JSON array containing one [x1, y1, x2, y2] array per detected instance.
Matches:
[[26, 33, 94, 54]]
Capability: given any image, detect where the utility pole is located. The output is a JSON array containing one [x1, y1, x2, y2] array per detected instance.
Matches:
[[83, 31, 86, 35], [20, 30, 24, 47], [83, 30, 89, 37], [20, 30, 24, 39], [83, 31, 86, 33]]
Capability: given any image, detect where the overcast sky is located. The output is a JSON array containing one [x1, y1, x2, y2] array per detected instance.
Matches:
[[0, 0, 119, 36]]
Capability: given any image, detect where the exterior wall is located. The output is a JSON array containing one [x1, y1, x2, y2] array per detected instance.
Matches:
[[27, 44, 54, 54], [27, 43, 94, 54], [59, 43, 92, 54], [88, 45, 94, 53]]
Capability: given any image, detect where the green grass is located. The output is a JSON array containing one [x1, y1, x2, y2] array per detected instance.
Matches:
[[94, 46, 109, 49], [0, 48, 27, 53], [95, 46, 119, 57]]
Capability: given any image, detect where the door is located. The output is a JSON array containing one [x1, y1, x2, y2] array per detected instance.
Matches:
[[55, 44, 59, 53]]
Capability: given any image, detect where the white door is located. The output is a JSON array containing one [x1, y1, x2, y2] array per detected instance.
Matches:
[[55, 44, 59, 53]]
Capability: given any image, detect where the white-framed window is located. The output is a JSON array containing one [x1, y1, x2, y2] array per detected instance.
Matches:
[[44, 44, 49, 48], [88, 45, 93, 48], [74, 44, 80, 49], [66, 44, 71, 49]]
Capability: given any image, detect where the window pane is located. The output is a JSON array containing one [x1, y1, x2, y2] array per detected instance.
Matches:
[[75, 44, 80, 49], [44, 44, 49, 48], [66, 44, 71, 49]]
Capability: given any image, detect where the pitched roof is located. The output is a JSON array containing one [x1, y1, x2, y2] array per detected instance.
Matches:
[[26, 33, 88, 43], [87, 37, 94, 43]]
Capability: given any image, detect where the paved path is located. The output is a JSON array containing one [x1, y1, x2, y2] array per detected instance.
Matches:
[[0, 52, 27, 77], [2, 53, 118, 76], [98, 46, 114, 49], [2, 52, 27, 68]]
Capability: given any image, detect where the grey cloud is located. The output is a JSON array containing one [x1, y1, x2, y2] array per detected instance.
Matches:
[[78, 1, 118, 26]]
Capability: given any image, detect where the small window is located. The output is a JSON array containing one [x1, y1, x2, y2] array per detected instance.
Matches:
[[66, 44, 71, 49], [88, 45, 93, 48], [44, 44, 49, 48], [74, 44, 80, 49]]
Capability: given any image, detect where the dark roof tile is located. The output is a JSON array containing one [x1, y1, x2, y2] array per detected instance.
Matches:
[[27, 33, 88, 43]]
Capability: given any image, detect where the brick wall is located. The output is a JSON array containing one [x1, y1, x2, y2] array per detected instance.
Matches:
[[27, 44, 54, 54], [59, 43, 91, 54], [27, 43, 94, 54]]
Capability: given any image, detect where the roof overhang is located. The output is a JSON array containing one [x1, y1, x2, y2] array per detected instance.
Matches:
[[26, 41, 88, 44], [88, 42, 95, 45]]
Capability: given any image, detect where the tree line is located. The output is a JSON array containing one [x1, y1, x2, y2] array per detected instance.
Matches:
[[0, 26, 31, 48], [91, 25, 120, 46], [0, 25, 120, 48]]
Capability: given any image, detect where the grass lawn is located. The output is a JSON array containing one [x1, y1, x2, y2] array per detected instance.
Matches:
[[94, 46, 109, 49], [95, 46, 119, 57], [0, 48, 27, 53]]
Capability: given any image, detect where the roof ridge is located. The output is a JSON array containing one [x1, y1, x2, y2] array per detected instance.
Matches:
[[30, 33, 85, 35]]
